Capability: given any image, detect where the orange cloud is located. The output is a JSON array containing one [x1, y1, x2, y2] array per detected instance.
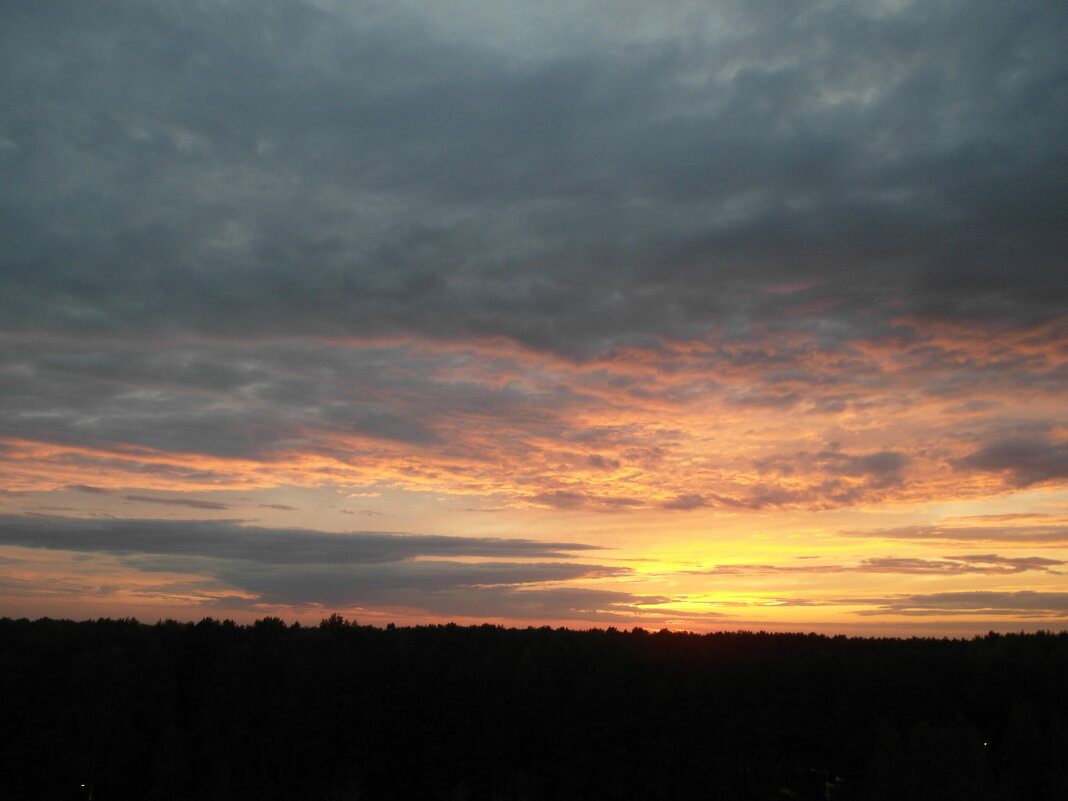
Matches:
[[3, 315, 1067, 512]]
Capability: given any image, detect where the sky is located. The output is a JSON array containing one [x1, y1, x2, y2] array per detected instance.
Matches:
[[2, 0, 1067, 635]]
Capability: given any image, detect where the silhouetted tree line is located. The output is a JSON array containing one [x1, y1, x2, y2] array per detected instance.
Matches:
[[2, 616, 1067, 800]]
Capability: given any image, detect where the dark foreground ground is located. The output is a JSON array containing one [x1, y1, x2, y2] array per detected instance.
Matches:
[[2, 616, 1067, 800]]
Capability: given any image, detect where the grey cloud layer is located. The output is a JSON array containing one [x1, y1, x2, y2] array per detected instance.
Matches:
[[855, 591, 1068, 618], [2, 333, 1063, 507], [0, 514, 601, 563], [0, 513, 652, 618], [197, 562, 653, 616], [957, 438, 1068, 487], [125, 495, 231, 510], [848, 519, 1068, 544], [0, 337, 565, 455], [3, 0, 1066, 351], [690, 554, 1063, 576], [716, 590, 1068, 619]]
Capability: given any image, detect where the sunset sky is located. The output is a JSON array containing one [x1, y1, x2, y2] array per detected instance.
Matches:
[[3, 0, 1067, 635]]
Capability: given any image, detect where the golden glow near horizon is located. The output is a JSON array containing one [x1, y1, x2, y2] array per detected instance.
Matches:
[[3, 320, 1067, 636]]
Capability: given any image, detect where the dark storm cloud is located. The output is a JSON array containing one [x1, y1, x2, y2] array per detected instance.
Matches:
[[0, 514, 603, 563], [2, 0, 1066, 352], [957, 437, 1068, 486]]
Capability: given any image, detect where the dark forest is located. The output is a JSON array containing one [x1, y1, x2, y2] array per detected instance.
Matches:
[[4, 616, 1067, 800]]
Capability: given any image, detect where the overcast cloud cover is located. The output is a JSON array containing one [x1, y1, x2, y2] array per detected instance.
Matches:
[[4, 0, 1066, 345], [2, 0, 1067, 629]]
